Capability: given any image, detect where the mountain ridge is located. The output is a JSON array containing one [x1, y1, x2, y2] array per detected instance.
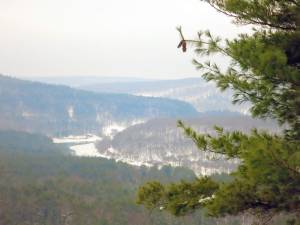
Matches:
[[0, 75, 199, 135]]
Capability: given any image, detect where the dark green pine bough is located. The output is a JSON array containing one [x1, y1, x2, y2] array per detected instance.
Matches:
[[137, 0, 300, 224]]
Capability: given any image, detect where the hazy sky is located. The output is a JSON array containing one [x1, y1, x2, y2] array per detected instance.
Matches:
[[0, 0, 250, 79]]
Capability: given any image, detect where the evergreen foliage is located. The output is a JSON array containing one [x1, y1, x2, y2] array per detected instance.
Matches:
[[137, 0, 300, 224]]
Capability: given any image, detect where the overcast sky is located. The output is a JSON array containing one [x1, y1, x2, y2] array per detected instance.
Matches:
[[0, 0, 250, 79]]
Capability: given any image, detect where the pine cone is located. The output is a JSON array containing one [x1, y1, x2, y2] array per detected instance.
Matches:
[[177, 40, 187, 52]]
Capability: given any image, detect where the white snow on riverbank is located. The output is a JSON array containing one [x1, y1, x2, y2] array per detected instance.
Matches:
[[52, 134, 104, 158], [54, 134, 152, 166], [70, 143, 104, 157], [53, 134, 101, 144]]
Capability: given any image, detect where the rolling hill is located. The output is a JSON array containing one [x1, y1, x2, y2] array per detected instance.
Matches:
[[0, 75, 199, 135]]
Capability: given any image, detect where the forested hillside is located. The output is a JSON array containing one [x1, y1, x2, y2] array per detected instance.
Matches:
[[0, 130, 69, 154], [0, 75, 199, 136], [0, 130, 206, 225], [96, 114, 279, 175], [78, 78, 250, 113], [1, 131, 290, 225]]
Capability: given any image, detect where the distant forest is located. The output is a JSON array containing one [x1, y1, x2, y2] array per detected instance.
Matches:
[[0, 130, 204, 225], [0, 75, 198, 135]]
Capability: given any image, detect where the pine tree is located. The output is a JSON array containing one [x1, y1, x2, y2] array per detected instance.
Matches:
[[137, 1, 300, 223]]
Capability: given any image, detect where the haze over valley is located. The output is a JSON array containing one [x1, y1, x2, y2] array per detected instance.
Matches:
[[0, 74, 280, 176], [2, 74, 264, 224], [1, 0, 298, 223]]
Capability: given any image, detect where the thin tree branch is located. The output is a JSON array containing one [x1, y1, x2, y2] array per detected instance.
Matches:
[[206, 1, 296, 31]]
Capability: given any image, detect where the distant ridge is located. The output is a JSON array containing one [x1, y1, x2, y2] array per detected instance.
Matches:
[[0, 75, 199, 135], [76, 77, 251, 114], [23, 76, 155, 87], [22, 75, 250, 113]]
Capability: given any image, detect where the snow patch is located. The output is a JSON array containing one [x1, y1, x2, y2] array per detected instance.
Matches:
[[102, 123, 126, 138], [102, 120, 145, 138], [52, 134, 101, 144], [70, 143, 102, 157], [67, 106, 75, 120]]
